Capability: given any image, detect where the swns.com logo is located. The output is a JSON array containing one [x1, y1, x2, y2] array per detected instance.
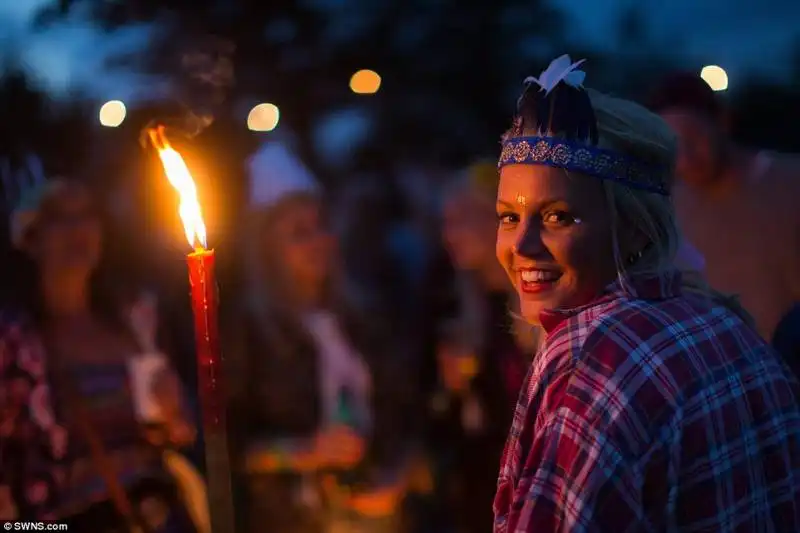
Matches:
[[2, 523, 68, 531]]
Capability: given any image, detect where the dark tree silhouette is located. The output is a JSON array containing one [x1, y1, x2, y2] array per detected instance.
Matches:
[[36, 0, 569, 173], [789, 36, 800, 83], [730, 83, 800, 151], [28, 0, 800, 185], [0, 69, 93, 191]]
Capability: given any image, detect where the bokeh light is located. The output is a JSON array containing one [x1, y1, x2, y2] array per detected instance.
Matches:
[[700, 65, 729, 92], [99, 100, 126, 127], [247, 103, 280, 132], [349, 70, 381, 94]]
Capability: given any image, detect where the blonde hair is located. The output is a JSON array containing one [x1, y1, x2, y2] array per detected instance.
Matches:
[[584, 89, 754, 326]]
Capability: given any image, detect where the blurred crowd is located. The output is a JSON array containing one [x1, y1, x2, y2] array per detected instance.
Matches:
[[0, 68, 797, 533]]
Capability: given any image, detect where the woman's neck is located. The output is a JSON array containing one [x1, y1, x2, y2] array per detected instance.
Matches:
[[40, 275, 91, 320]]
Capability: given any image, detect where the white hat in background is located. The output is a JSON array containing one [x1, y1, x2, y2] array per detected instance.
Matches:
[[246, 141, 320, 209]]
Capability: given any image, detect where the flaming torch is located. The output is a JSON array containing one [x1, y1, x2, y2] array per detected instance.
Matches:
[[147, 125, 234, 533]]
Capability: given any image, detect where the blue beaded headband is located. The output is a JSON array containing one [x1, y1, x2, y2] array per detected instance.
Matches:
[[500, 55, 670, 196], [498, 136, 670, 196]]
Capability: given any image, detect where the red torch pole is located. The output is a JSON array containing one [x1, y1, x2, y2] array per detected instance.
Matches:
[[186, 248, 235, 533], [147, 125, 236, 533]]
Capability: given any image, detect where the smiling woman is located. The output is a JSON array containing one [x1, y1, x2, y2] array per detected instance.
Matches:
[[495, 164, 614, 322], [491, 55, 800, 533], [494, 57, 748, 327]]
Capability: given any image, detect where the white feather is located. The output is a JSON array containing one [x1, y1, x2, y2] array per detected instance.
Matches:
[[564, 70, 586, 88], [524, 54, 587, 95]]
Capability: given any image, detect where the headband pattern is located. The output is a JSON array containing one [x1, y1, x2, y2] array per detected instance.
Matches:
[[499, 55, 670, 196]]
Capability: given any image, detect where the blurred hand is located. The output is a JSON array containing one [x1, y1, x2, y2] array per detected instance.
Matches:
[[437, 343, 478, 395], [313, 425, 365, 469], [150, 369, 195, 447], [243, 439, 317, 473], [246, 428, 364, 474], [345, 482, 405, 517]]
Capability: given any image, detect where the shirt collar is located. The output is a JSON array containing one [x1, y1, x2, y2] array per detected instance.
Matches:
[[539, 270, 683, 334]]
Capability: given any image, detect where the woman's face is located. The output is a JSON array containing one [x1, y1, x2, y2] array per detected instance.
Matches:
[[29, 184, 103, 277], [495, 164, 617, 325], [442, 189, 497, 272], [268, 196, 334, 293]]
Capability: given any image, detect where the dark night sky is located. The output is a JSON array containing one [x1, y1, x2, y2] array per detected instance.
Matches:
[[1, 0, 798, 101], [558, 0, 800, 82]]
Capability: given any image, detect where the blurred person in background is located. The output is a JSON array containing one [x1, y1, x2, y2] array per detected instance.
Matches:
[[649, 73, 800, 350], [227, 141, 421, 533], [0, 177, 198, 532], [432, 161, 540, 533], [492, 55, 800, 532]]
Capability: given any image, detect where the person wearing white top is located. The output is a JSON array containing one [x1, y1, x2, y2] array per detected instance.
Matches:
[[227, 139, 411, 533]]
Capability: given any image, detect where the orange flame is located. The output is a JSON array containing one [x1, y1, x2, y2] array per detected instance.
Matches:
[[147, 126, 207, 250]]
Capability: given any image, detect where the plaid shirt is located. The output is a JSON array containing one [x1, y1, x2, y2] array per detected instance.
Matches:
[[494, 271, 800, 532]]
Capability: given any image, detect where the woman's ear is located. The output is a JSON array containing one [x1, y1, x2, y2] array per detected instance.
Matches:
[[615, 212, 650, 261], [629, 229, 651, 256]]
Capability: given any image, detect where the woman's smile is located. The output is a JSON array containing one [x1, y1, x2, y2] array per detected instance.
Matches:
[[517, 268, 563, 294]]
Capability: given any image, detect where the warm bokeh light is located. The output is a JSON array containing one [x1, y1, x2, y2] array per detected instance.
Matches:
[[147, 126, 207, 249], [99, 100, 126, 127], [700, 65, 729, 92], [350, 69, 381, 94], [247, 103, 280, 132]]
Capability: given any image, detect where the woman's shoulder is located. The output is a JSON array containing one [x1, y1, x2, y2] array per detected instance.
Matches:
[[539, 293, 708, 387], [578, 293, 756, 358], [534, 290, 788, 458], [551, 290, 771, 398], [535, 301, 688, 448]]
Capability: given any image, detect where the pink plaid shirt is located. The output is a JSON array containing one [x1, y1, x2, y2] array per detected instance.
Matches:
[[494, 271, 800, 532]]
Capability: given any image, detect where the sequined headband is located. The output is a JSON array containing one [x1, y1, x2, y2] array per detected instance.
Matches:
[[498, 136, 669, 196], [501, 54, 671, 196]]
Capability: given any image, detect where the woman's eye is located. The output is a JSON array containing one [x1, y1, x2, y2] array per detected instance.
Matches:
[[543, 211, 579, 226], [497, 212, 519, 225]]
